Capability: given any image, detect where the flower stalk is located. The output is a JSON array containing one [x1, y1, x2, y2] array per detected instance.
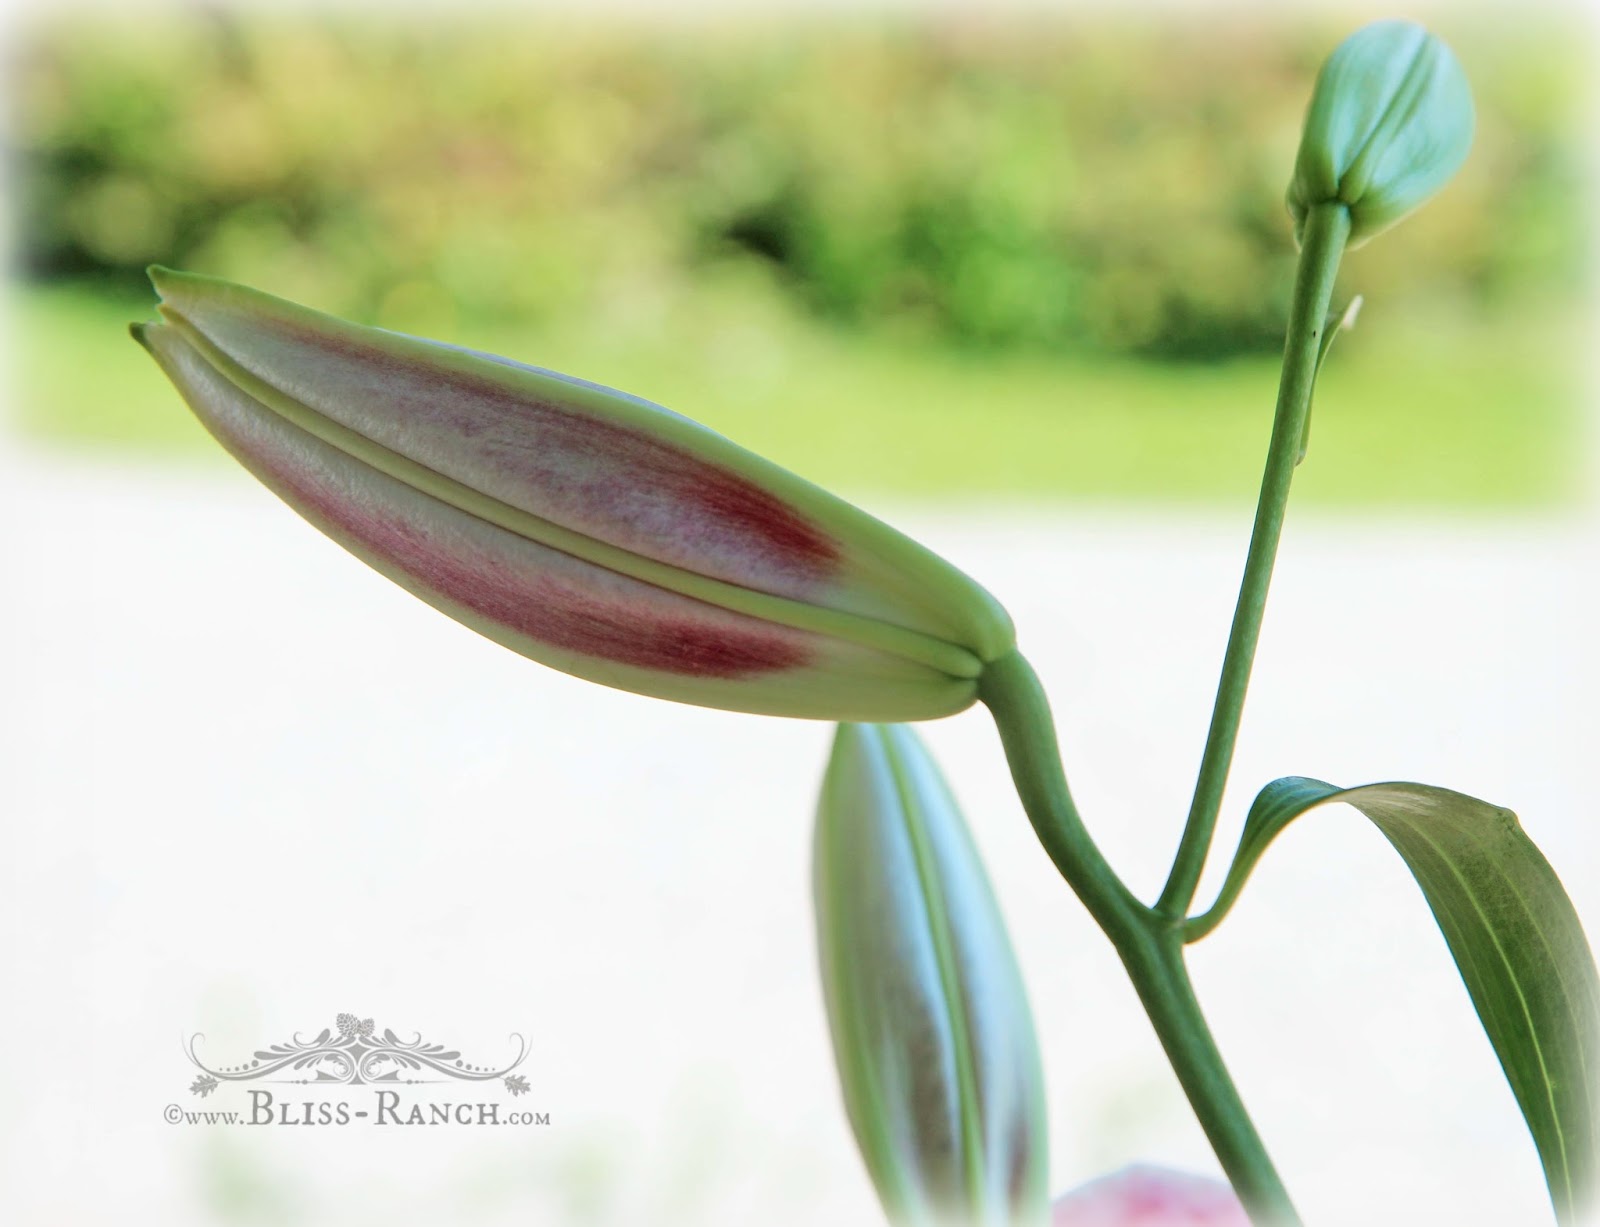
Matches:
[[980, 652, 1299, 1225], [1157, 201, 1351, 921]]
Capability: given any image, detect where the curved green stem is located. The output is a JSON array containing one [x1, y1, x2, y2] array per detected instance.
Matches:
[[978, 651, 1144, 938], [1185, 892, 1236, 945], [1157, 202, 1352, 920], [979, 203, 1355, 1224], [980, 651, 1299, 1225]]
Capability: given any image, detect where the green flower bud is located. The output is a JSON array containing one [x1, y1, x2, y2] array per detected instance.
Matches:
[[1287, 20, 1474, 247], [131, 269, 1016, 721], [814, 723, 1048, 1226]]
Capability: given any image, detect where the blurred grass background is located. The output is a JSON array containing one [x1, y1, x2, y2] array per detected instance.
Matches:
[[6, 8, 1592, 505]]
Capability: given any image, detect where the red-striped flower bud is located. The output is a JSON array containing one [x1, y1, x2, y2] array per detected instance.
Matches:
[[132, 269, 1015, 720]]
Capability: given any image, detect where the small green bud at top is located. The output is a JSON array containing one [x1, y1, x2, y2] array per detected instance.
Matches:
[[1287, 20, 1474, 247]]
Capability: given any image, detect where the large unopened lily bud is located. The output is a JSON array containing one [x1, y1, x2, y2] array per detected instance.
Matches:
[[1051, 1165, 1248, 1226], [132, 269, 1014, 720], [814, 723, 1047, 1226], [1287, 20, 1474, 247]]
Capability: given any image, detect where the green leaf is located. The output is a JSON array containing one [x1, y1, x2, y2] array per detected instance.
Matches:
[[1188, 776, 1600, 1223]]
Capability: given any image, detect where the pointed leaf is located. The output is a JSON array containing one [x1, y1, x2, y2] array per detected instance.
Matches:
[[1193, 776, 1600, 1223]]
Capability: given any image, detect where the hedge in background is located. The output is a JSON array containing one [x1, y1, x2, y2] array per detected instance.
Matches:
[[12, 11, 1588, 358]]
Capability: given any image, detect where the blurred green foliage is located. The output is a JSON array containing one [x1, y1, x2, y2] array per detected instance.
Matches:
[[16, 280, 1584, 507], [12, 10, 1590, 358]]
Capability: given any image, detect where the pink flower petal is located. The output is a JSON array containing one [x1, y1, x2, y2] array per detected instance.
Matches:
[[1053, 1165, 1250, 1226]]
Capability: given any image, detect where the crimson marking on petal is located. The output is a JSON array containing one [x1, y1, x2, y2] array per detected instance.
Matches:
[[268, 444, 809, 680], [268, 319, 843, 588]]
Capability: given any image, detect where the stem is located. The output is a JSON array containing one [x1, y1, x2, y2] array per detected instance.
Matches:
[[982, 204, 1353, 1221], [1120, 931, 1300, 1225], [1156, 203, 1352, 919], [978, 651, 1144, 939], [980, 652, 1299, 1225]]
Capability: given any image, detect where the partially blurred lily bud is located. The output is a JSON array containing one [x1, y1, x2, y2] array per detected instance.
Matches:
[[814, 723, 1047, 1226], [1052, 1165, 1248, 1226], [1287, 20, 1474, 247], [132, 269, 1014, 720]]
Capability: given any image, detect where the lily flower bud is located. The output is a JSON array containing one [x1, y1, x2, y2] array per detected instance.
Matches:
[[814, 723, 1047, 1226], [131, 269, 1014, 721], [1287, 20, 1474, 247]]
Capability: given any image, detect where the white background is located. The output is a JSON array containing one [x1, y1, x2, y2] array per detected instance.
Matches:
[[2, 448, 1597, 1224]]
